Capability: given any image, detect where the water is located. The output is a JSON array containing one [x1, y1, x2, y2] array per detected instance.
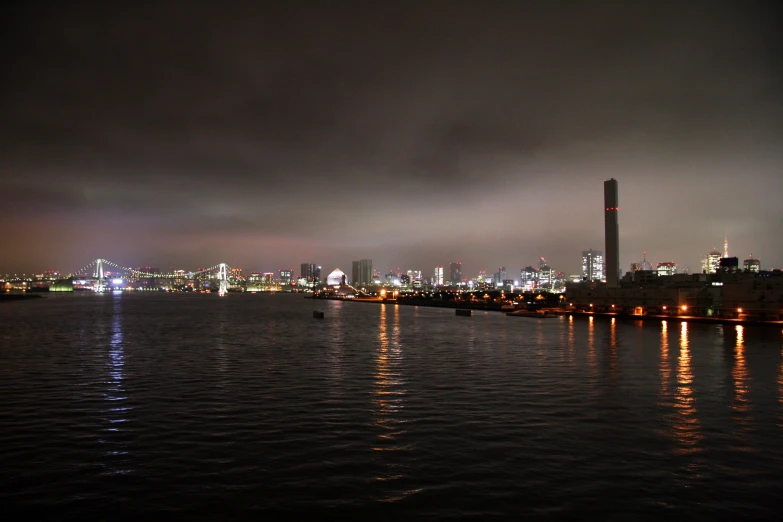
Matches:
[[1, 293, 782, 520]]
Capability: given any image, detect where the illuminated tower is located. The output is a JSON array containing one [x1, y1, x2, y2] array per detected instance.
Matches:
[[434, 266, 444, 286], [723, 236, 729, 258], [604, 178, 620, 287]]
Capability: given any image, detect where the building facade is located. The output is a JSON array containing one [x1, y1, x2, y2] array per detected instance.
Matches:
[[582, 249, 604, 282], [449, 262, 462, 285], [656, 262, 677, 277], [434, 266, 444, 286], [351, 259, 373, 286]]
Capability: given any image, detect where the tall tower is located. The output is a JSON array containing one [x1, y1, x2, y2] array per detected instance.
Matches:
[[351, 259, 372, 285], [604, 178, 620, 287], [723, 236, 729, 258]]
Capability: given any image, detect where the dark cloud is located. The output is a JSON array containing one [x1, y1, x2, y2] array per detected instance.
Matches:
[[1, 1, 781, 275]]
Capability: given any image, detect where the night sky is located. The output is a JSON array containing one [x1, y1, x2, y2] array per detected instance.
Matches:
[[2, 2, 781, 276]]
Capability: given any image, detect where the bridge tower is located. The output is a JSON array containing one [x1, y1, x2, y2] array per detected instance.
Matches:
[[94, 258, 105, 279], [94, 258, 106, 292], [217, 263, 229, 296]]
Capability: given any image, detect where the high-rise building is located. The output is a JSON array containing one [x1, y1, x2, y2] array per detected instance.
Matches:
[[538, 266, 553, 289], [581, 249, 604, 282], [351, 259, 372, 285], [449, 262, 462, 284], [656, 261, 677, 277], [494, 266, 507, 286], [434, 266, 444, 286], [279, 269, 293, 285], [724, 236, 729, 258], [743, 255, 760, 273], [300, 263, 321, 282], [604, 178, 620, 287], [520, 266, 537, 290], [702, 249, 722, 274], [718, 257, 739, 272]]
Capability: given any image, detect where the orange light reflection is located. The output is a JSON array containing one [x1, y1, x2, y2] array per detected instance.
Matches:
[[731, 325, 753, 441], [372, 304, 409, 493], [673, 322, 703, 454]]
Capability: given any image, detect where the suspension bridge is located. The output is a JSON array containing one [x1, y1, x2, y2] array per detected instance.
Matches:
[[68, 258, 234, 294]]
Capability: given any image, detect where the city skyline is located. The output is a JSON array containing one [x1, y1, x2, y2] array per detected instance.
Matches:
[[1, 3, 781, 274], [0, 229, 775, 279]]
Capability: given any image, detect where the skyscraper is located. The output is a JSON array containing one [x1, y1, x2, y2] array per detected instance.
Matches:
[[520, 266, 537, 290], [279, 269, 293, 285], [743, 255, 760, 272], [495, 266, 507, 287], [656, 262, 677, 277], [434, 266, 444, 286], [351, 259, 372, 285], [449, 262, 462, 285], [581, 249, 604, 282], [604, 178, 619, 287], [702, 249, 722, 274], [300, 263, 321, 282]]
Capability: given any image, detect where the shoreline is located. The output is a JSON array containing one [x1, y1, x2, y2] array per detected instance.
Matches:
[[309, 295, 783, 327], [559, 310, 783, 328]]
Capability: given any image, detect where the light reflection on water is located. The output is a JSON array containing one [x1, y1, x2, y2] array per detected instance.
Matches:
[[2, 294, 783, 519], [566, 315, 575, 366], [674, 322, 703, 455], [102, 297, 131, 473], [659, 320, 671, 398], [373, 304, 412, 500], [608, 317, 618, 378], [587, 315, 596, 369], [731, 325, 754, 445]]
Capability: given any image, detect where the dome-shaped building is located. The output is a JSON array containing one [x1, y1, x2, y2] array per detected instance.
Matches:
[[326, 268, 346, 287]]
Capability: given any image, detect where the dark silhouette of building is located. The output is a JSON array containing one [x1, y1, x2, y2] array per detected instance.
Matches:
[[604, 178, 619, 287], [352, 259, 372, 285], [719, 257, 739, 271], [449, 262, 462, 284], [300, 263, 321, 282]]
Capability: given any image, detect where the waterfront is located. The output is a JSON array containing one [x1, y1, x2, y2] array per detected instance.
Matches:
[[1, 293, 782, 520]]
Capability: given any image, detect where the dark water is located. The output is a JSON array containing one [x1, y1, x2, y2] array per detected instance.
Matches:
[[1, 293, 782, 520]]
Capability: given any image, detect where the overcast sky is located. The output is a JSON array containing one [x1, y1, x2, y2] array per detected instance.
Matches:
[[1, 2, 781, 276]]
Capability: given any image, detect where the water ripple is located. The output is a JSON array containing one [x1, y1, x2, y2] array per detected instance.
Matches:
[[1, 293, 782, 519]]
